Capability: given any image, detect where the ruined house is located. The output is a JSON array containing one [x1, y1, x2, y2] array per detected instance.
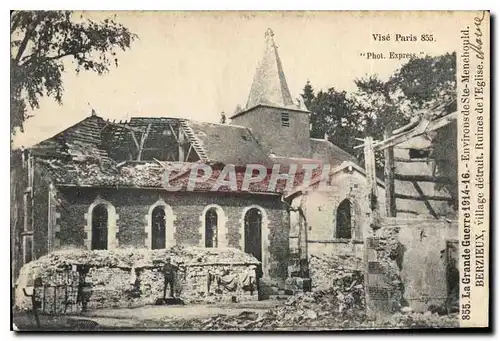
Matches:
[[361, 100, 459, 313]]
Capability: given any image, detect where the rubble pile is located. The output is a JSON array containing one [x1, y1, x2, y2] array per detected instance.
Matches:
[[378, 310, 459, 329], [15, 246, 260, 312], [177, 270, 366, 331], [308, 253, 364, 291], [163, 295, 457, 331], [161, 267, 458, 330]]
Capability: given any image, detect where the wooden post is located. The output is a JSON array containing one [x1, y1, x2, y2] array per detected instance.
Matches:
[[363, 136, 390, 320], [136, 124, 152, 161], [384, 127, 396, 217], [363, 136, 380, 229], [178, 128, 185, 162], [363, 136, 377, 319]]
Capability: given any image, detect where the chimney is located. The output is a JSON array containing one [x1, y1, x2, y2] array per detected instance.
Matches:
[[324, 132, 329, 141]]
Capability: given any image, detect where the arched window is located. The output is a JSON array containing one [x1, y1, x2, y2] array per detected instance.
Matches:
[[336, 199, 352, 239], [205, 208, 218, 248], [244, 208, 263, 262], [145, 199, 176, 249], [91, 204, 108, 250], [151, 206, 166, 249]]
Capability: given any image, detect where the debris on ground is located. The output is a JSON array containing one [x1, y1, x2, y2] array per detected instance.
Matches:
[[155, 270, 366, 331], [148, 267, 458, 331]]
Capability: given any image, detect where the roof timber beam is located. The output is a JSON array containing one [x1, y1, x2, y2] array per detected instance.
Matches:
[[394, 193, 454, 202], [101, 121, 143, 133], [136, 124, 152, 161], [372, 111, 457, 151], [167, 121, 179, 141], [130, 130, 140, 150], [411, 181, 439, 219], [185, 144, 193, 162], [394, 173, 452, 184]]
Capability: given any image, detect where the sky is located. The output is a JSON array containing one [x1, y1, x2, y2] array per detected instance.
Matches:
[[12, 11, 468, 148]]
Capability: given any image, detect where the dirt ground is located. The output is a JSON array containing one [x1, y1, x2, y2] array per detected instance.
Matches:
[[13, 299, 283, 331]]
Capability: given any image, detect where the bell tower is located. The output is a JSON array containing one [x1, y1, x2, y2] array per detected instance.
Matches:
[[230, 29, 311, 158]]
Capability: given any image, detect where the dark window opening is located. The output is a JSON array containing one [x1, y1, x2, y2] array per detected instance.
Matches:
[[409, 148, 431, 159], [244, 208, 262, 262], [23, 235, 33, 264], [91, 204, 108, 250], [205, 208, 218, 248], [336, 199, 352, 239], [281, 113, 290, 127], [152, 206, 166, 249]]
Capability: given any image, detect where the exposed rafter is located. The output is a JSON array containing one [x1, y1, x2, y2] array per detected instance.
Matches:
[[372, 111, 457, 151]]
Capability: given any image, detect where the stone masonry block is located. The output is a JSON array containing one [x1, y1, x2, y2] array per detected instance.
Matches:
[[367, 261, 385, 274]]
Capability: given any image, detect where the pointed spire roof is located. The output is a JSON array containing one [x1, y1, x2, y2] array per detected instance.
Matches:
[[245, 29, 302, 111]]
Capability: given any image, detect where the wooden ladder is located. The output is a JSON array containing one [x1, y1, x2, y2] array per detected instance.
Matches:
[[178, 120, 209, 162]]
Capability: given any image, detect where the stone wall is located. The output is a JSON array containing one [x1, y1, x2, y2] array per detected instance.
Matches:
[[296, 169, 385, 244], [52, 188, 289, 280], [308, 252, 364, 292], [307, 241, 364, 260], [15, 247, 260, 314], [395, 218, 458, 311], [365, 218, 459, 317], [230, 106, 311, 158], [33, 168, 51, 258]]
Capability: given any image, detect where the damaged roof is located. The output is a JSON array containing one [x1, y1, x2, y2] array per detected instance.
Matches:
[[30, 111, 359, 193], [183, 120, 273, 167], [310, 138, 358, 167], [37, 158, 324, 195], [31, 115, 110, 161], [31, 114, 272, 167]]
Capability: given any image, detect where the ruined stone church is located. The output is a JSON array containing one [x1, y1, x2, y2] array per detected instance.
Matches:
[[12, 29, 386, 290]]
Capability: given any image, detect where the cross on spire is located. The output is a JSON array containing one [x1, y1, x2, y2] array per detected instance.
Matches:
[[265, 28, 275, 46], [245, 28, 296, 110]]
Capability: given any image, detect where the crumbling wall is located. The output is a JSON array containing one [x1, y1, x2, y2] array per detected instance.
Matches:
[[365, 218, 458, 317], [396, 219, 458, 311], [14, 247, 260, 314], [302, 170, 386, 243], [308, 252, 364, 292], [307, 241, 364, 260]]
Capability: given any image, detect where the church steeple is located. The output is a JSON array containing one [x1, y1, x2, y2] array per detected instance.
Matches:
[[230, 29, 311, 159], [245, 29, 298, 110]]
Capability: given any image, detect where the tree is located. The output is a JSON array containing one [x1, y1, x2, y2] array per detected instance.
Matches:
[[302, 52, 456, 170], [301, 84, 363, 159], [355, 53, 456, 171], [10, 11, 137, 135], [301, 80, 315, 109]]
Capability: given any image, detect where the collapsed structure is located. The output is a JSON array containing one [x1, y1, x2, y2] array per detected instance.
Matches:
[[11, 28, 458, 314]]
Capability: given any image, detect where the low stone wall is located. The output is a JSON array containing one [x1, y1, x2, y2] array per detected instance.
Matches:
[[15, 246, 260, 314], [308, 252, 364, 292]]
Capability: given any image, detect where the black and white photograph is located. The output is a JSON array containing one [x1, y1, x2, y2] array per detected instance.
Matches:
[[10, 10, 490, 331]]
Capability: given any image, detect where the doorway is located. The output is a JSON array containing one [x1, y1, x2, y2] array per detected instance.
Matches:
[[244, 208, 262, 262]]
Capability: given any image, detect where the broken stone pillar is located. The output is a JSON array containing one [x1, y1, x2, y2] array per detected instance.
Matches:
[[364, 236, 393, 319]]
